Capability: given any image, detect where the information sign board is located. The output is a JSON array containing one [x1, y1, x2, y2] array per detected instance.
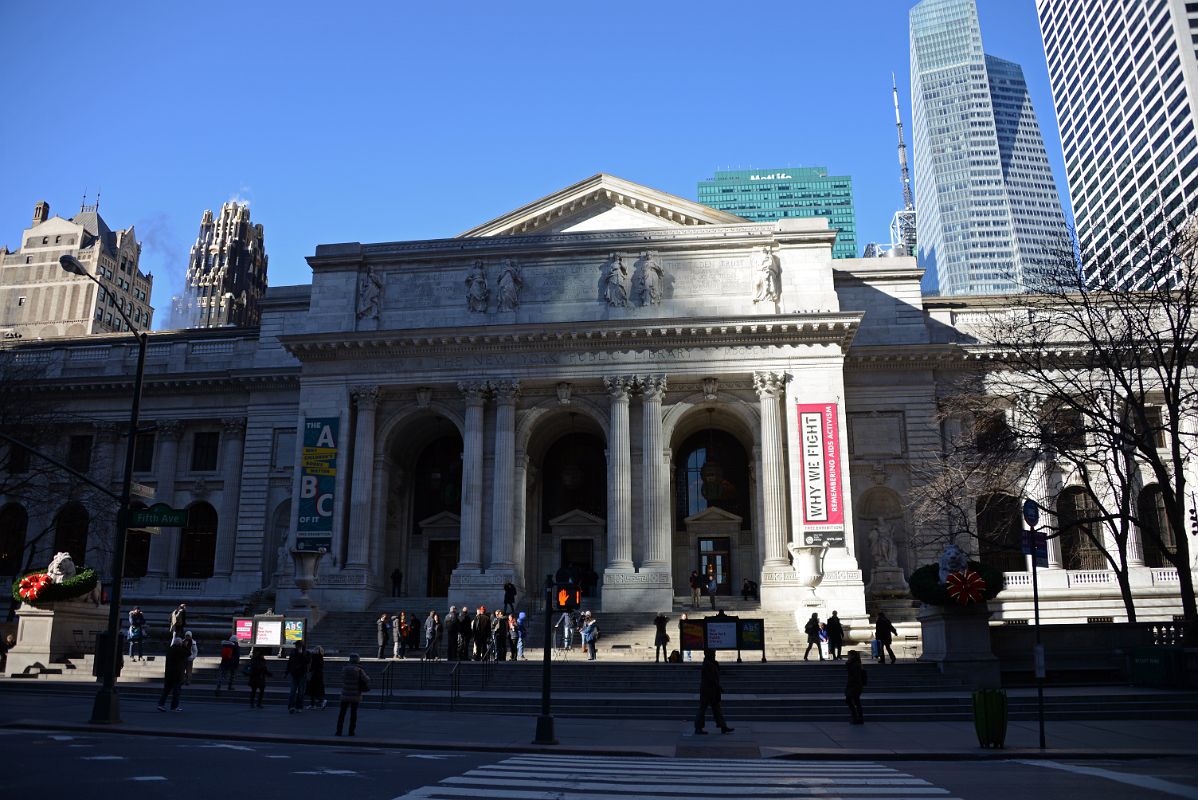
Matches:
[[254, 619, 282, 647], [234, 618, 253, 646], [738, 619, 765, 650], [284, 619, 305, 644]]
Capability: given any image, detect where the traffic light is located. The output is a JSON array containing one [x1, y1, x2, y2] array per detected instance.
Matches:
[[554, 584, 581, 611]]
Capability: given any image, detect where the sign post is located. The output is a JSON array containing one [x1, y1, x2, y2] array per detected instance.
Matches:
[[1022, 498, 1047, 750], [533, 575, 558, 744]]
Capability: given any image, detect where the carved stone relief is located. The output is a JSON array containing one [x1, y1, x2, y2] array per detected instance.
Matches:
[[496, 259, 522, 311], [465, 260, 489, 312], [603, 253, 630, 307], [356, 266, 383, 320]]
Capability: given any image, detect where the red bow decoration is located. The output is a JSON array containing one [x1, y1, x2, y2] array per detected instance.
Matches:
[[18, 572, 52, 602], [946, 570, 986, 605]]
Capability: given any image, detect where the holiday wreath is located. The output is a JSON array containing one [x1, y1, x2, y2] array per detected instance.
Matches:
[[907, 560, 1003, 606], [11, 566, 98, 608]]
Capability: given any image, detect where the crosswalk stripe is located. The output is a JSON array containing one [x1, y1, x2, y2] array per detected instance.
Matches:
[[471, 769, 930, 786], [444, 778, 948, 796], [400, 789, 960, 800], [501, 758, 900, 774]]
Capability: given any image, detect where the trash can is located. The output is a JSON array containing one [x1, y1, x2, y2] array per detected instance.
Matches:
[[972, 688, 1008, 748], [1128, 646, 1186, 688]]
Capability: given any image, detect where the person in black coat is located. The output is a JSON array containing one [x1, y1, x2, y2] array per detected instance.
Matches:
[[306, 646, 326, 709], [158, 637, 189, 711], [458, 609, 472, 660], [826, 611, 845, 660], [493, 610, 509, 662], [693, 649, 733, 734], [375, 613, 390, 660], [286, 642, 311, 713], [248, 648, 271, 708], [445, 606, 459, 662], [875, 612, 898, 664], [803, 613, 824, 661], [503, 581, 517, 614], [653, 612, 669, 663], [845, 650, 866, 723], [472, 607, 490, 660]]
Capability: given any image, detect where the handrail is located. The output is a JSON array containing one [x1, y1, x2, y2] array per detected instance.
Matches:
[[419, 656, 430, 689], [379, 661, 394, 709], [449, 663, 461, 711], [479, 651, 496, 689]]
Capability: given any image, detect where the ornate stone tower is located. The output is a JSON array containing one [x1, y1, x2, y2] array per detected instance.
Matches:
[[177, 202, 268, 328]]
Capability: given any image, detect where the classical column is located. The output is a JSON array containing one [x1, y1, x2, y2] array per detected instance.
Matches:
[[346, 386, 379, 569], [1027, 455, 1062, 569], [640, 375, 670, 568], [214, 418, 246, 576], [488, 379, 519, 570], [604, 376, 634, 571], [457, 381, 488, 570], [513, 452, 529, 590], [755, 372, 790, 567], [146, 421, 182, 577]]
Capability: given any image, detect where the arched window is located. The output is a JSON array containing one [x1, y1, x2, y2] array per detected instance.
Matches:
[[177, 502, 217, 579], [541, 432, 607, 526], [673, 430, 751, 528], [411, 435, 463, 531], [1137, 485, 1176, 569], [123, 502, 151, 579], [976, 493, 1024, 572], [1057, 488, 1106, 570], [0, 503, 28, 575], [53, 502, 89, 565]]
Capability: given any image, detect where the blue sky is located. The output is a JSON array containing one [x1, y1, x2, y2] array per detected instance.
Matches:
[[0, 1, 1067, 326]]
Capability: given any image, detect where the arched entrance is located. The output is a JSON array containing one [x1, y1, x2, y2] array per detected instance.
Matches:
[[1057, 487, 1106, 570]]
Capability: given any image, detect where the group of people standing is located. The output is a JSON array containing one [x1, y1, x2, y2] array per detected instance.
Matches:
[[376, 610, 445, 660], [379, 605, 529, 662], [802, 611, 898, 664], [555, 609, 599, 659]]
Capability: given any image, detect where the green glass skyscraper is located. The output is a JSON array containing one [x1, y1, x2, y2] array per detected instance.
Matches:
[[697, 168, 858, 259]]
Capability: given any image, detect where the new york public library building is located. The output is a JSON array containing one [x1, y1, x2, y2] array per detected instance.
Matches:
[[1, 175, 1192, 628]]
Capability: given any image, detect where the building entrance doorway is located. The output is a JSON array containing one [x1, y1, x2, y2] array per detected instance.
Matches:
[[427, 540, 458, 596], [559, 538, 596, 597], [698, 537, 732, 596]]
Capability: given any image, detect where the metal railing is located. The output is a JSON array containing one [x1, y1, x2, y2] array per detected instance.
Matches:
[[449, 663, 461, 710], [379, 661, 394, 708], [419, 656, 432, 689]]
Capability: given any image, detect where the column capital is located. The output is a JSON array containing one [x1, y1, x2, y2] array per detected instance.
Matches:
[[753, 371, 790, 398], [221, 417, 247, 436], [457, 381, 489, 406], [490, 378, 521, 404], [351, 385, 381, 409], [638, 374, 668, 400], [603, 375, 636, 398], [155, 420, 183, 441]]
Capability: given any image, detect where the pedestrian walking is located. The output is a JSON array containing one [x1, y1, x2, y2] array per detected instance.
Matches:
[[286, 641, 311, 713], [555, 608, 574, 650], [875, 611, 898, 664], [582, 612, 599, 661], [803, 613, 824, 661], [689, 570, 702, 608], [215, 632, 241, 693], [653, 612, 669, 663], [182, 631, 198, 684], [248, 649, 271, 708], [706, 575, 719, 609], [168, 603, 187, 641], [334, 653, 370, 737], [515, 611, 528, 660], [390, 567, 403, 597], [503, 580, 518, 614], [424, 611, 441, 660], [376, 612, 390, 659], [307, 646, 327, 709], [445, 606, 459, 661], [157, 636, 188, 712], [127, 607, 146, 661], [693, 649, 734, 735], [845, 650, 867, 723], [826, 611, 845, 660]]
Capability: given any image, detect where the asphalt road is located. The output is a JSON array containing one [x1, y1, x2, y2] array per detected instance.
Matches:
[[4, 729, 1197, 800]]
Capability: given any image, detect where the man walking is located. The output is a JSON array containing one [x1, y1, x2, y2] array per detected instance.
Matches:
[[845, 650, 867, 723], [826, 611, 845, 660], [653, 611, 669, 663], [693, 649, 733, 735], [689, 571, 702, 609], [158, 637, 188, 712], [286, 642, 311, 713], [875, 611, 898, 664], [503, 581, 517, 614], [376, 612, 390, 660], [803, 613, 824, 661], [335, 653, 370, 737]]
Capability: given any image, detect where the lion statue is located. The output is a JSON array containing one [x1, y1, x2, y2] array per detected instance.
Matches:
[[46, 551, 77, 584], [938, 544, 969, 584]]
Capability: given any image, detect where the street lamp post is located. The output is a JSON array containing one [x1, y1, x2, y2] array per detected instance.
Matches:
[[59, 254, 148, 725]]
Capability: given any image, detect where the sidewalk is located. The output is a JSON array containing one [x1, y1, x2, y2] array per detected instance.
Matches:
[[1, 684, 1194, 760]]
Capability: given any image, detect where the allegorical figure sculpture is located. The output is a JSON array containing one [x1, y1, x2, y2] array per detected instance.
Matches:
[[639, 250, 663, 306], [465, 260, 489, 312], [869, 518, 898, 570], [752, 246, 781, 304], [356, 266, 383, 320], [604, 253, 630, 307], [496, 259, 522, 311]]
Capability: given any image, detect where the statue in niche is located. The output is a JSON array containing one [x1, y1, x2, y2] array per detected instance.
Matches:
[[604, 253, 630, 307], [465, 260, 489, 312], [496, 259, 522, 311], [752, 246, 781, 304], [868, 517, 899, 570], [356, 266, 383, 320], [639, 250, 664, 306]]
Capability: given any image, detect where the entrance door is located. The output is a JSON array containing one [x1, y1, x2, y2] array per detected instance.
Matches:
[[427, 540, 459, 597], [698, 537, 732, 595], [560, 538, 595, 597]]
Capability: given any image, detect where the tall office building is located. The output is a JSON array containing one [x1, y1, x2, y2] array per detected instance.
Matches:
[[910, 0, 1071, 296], [697, 168, 858, 259], [0, 198, 153, 339], [171, 201, 268, 328], [1037, 0, 1198, 289]]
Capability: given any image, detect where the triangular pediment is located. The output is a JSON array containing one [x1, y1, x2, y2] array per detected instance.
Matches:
[[459, 173, 746, 237], [547, 508, 605, 527], [418, 511, 461, 529], [684, 506, 743, 525]]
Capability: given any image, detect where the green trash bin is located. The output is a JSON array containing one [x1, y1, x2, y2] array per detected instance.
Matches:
[[972, 688, 1008, 748]]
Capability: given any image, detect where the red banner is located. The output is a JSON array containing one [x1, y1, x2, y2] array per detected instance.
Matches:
[[796, 403, 845, 541]]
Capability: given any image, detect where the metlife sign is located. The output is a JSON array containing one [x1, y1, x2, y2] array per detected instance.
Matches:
[[797, 403, 845, 546]]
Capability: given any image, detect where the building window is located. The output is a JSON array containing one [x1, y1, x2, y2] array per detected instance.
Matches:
[[17, 296, 26, 306], [0, 503, 28, 576], [272, 429, 296, 470], [132, 433, 155, 472], [6, 443, 31, 474], [66, 435, 93, 473], [53, 502, 89, 565], [177, 502, 217, 579], [190, 431, 220, 472]]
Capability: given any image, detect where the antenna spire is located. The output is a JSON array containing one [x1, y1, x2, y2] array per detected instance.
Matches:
[[893, 75, 914, 212]]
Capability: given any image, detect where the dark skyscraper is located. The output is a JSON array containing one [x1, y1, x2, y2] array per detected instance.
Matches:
[[173, 201, 267, 328]]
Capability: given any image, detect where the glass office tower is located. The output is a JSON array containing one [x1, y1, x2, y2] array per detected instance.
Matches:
[[697, 168, 858, 259], [910, 0, 1071, 295]]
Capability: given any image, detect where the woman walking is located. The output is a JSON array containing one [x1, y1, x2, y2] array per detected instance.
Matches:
[[248, 648, 271, 708], [803, 613, 824, 661], [307, 645, 327, 709], [335, 653, 370, 737], [826, 611, 845, 660], [845, 650, 867, 724]]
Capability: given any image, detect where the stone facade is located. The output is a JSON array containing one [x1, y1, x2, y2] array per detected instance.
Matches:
[[0, 174, 1193, 625]]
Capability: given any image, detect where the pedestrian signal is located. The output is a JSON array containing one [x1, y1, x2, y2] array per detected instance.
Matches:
[[555, 585, 581, 611]]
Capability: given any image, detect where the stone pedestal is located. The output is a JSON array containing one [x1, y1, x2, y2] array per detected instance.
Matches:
[[448, 571, 506, 612], [287, 549, 327, 628], [600, 570, 672, 612], [6, 601, 109, 675], [868, 566, 908, 594], [918, 602, 1001, 689]]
